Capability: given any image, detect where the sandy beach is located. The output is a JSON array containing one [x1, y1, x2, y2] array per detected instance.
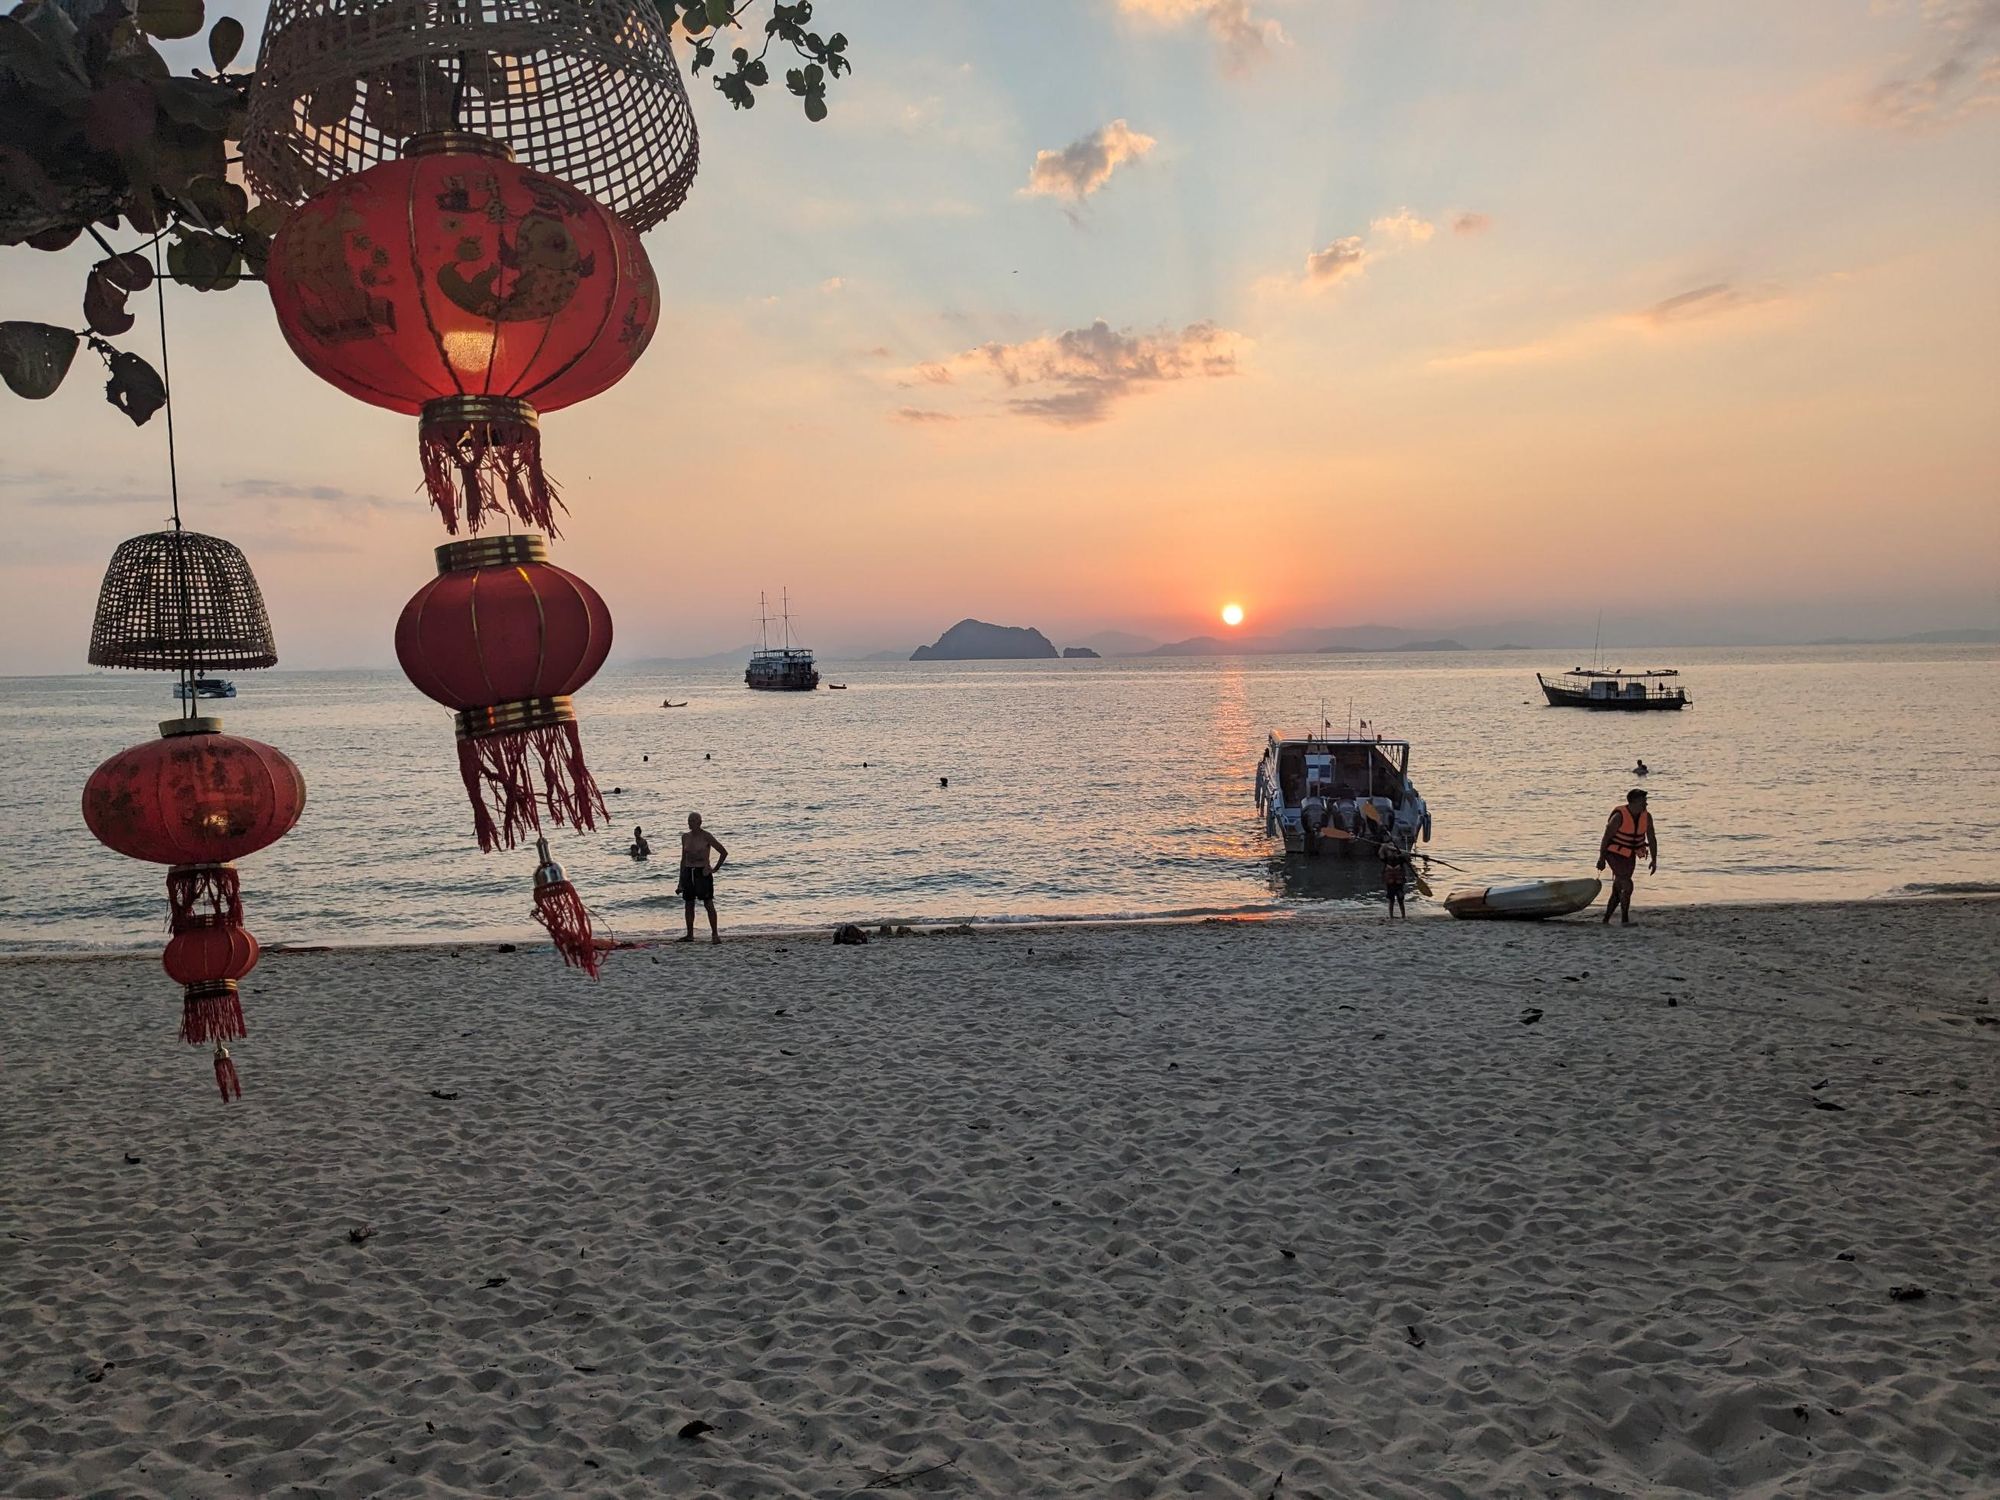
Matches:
[[1, 898, 1994, 1498]]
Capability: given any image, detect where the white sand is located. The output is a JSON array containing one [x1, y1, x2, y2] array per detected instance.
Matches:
[[1, 898, 1995, 1498]]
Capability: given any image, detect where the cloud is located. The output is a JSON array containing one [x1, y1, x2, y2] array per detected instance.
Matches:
[[1452, 211, 1493, 236], [1117, 0, 1286, 70], [910, 319, 1249, 426], [1024, 120, 1158, 203], [1858, 0, 2000, 129], [1370, 209, 1436, 245], [1431, 280, 1789, 371], [1632, 283, 1776, 327], [821, 276, 846, 293], [1284, 206, 1456, 295], [891, 407, 958, 424], [222, 478, 401, 512], [1304, 236, 1370, 285]]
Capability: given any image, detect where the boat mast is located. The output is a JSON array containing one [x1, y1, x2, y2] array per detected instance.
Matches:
[[758, 591, 771, 654]]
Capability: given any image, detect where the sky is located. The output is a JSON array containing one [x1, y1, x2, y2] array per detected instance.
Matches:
[[2, 0, 1997, 671]]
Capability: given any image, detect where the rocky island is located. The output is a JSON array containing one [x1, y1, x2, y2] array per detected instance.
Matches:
[[1062, 646, 1101, 659], [911, 620, 1059, 661]]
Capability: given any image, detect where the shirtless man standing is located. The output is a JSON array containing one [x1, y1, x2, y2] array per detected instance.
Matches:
[[676, 812, 729, 945]]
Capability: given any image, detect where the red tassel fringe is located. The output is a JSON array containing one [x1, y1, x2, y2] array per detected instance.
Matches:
[[534, 878, 602, 979], [457, 720, 606, 853], [168, 865, 242, 930], [214, 1045, 242, 1103], [180, 988, 247, 1047], [419, 418, 564, 537]]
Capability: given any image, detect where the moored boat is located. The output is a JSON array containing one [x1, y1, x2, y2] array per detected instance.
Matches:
[[172, 675, 236, 700], [1444, 877, 1602, 919], [745, 589, 819, 692], [1537, 667, 1689, 710], [1255, 727, 1431, 858]]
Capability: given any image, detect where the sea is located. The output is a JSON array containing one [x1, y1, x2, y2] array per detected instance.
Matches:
[[1, 645, 1994, 953]]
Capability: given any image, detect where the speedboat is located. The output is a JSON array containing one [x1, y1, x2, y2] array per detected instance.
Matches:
[[173, 676, 236, 700], [1256, 729, 1430, 857]]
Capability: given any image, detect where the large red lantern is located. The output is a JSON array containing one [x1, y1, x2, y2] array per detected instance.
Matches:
[[83, 718, 306, 1099], [395, 533, 611, 853], [267, 132, 659, 536]]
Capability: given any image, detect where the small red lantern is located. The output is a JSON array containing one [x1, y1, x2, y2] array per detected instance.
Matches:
[[84, 718, 305, 1099], [530, 835, 601, 978], [395, 534, 611, 852], [267, 132, 658, 536]]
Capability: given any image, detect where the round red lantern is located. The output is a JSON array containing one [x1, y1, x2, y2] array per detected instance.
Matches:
[[395, 534, 611, 852], [83, 717, 307, 924], [163, 919, 262, 1050], [267, 132, 658, 537], [83, 717, 305, 1100], [163, 921, 261, 986]]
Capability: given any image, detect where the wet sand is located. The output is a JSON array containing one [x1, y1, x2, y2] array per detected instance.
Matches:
[[1, 898, 1995, 1498]]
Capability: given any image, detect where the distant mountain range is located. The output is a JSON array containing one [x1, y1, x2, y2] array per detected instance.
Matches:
[[1805, 628, 1999, 646]]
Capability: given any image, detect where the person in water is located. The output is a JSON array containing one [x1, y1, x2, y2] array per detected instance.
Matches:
[[676, 813, 728, 944], [1597, 788, 1658, 925], [1380, 840, 1410, 918], [629, 825, 651, 860], [1633, 759, 1649, 776]]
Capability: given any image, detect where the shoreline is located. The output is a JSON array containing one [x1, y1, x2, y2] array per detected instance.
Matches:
[[3, 889, 1994, 966]]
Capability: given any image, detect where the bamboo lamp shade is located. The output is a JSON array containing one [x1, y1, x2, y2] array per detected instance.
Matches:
[[243, 0, 700, 232], [88, 531, 278, 672]]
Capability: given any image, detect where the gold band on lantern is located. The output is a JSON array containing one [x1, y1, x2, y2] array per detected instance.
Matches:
[[402, 131, 516, 162], [158, 716, 223, 738], [435, 533, 549, 574], [420, 394, 539, 434], [454, 696, 576, 741], [183, 978, 239, 1002]]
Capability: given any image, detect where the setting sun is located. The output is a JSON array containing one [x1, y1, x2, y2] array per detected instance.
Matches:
[[1221, 603, 1245, 627]]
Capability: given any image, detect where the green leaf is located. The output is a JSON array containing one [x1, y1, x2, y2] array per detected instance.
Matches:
[[207, 14, 242, 70], [84, 253, 153, 335], [178, 174, 248, 232], [704, 0, 735, 28], [0, 322, 80, 400], [136, 0, 204, 41], [243, 200, 290, 237], [803, 90, 826, 122], [83, 78, 158, 153], [104, 349, 167, 424], [167, 229, 241, 291]]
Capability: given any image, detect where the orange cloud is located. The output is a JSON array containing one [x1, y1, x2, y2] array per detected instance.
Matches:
[[905, 319, 1249, 425], [1452, 211, 1493, 236], [1024, 120, 1159, 202], [1115, 0, 1285, 70], [1431, 280, 1791, 370]]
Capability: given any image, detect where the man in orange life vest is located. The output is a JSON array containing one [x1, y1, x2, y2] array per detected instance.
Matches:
[[1596, 788, 1658, 924]]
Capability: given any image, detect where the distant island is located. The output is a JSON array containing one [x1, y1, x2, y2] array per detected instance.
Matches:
[[911, 620, 1059, 661], [1062, 646, 1101, 659], [1805, 628, 1999, 646], [1321, 638, 1467, 654]]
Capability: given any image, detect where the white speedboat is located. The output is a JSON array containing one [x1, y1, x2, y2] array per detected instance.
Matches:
[[172, 676, 236, 700], [1255, 729, 1430, 857]]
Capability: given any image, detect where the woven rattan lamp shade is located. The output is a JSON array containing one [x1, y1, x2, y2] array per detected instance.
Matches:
[[243, 0, 700, 232], [88, 531, 278, 671]]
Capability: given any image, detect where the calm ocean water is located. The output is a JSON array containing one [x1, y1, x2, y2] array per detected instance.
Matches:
[[1, 646, 1994, 953]]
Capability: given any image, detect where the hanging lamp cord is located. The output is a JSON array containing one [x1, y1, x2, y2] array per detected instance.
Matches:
[[153, 240, 197, 716]]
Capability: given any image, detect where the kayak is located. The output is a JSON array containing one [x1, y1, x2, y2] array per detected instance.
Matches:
[[1444, 877, 1602, 920]]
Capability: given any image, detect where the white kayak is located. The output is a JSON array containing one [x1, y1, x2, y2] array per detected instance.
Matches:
[[1444, 877, 1602, 920]]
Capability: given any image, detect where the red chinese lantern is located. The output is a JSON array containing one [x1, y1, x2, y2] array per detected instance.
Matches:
[[395, 533, 611, 853], [266, 131, 658, 536], [84, 718, 306, 1099]]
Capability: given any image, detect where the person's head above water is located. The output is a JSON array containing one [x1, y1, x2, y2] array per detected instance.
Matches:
[[688, 812, 703, 829], [634, 826, 644, 836], [1627, 788, 1648, 807]]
